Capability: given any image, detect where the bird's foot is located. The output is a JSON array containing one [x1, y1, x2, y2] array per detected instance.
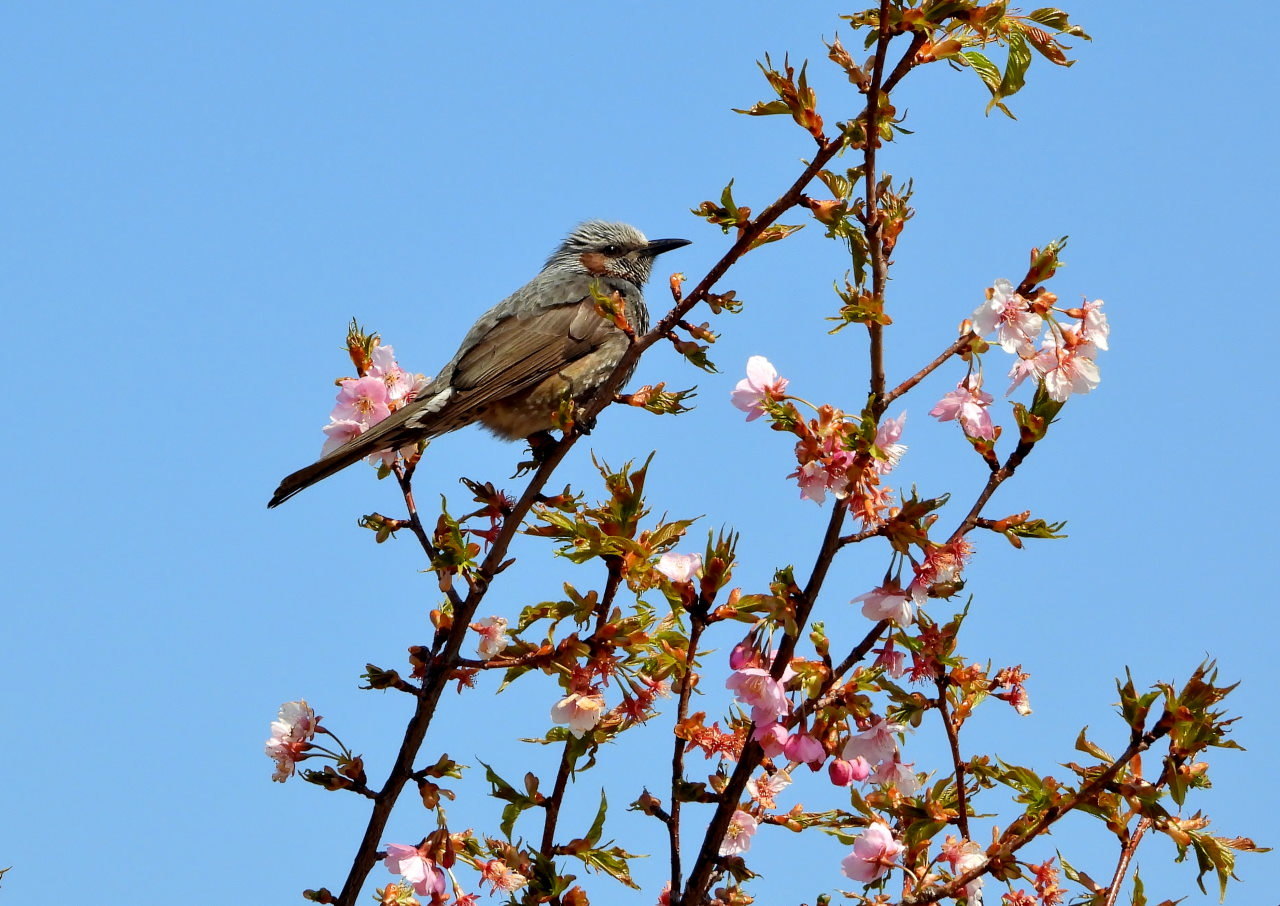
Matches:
[[511, 431, 558, 477]]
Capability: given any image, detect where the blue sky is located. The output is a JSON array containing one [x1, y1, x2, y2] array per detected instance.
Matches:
[[2, 2, 1274, 903]]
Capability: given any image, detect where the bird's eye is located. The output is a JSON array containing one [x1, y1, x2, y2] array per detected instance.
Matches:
[[602, 244, 621, 255]]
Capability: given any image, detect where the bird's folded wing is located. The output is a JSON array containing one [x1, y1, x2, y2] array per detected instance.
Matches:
[[447, 295, 618, 407]]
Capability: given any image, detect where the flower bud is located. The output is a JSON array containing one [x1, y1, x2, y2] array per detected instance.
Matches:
[[829, 758, 856, 787]]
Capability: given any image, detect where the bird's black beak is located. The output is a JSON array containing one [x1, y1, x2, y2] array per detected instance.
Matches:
[[642, 237, 692, 257]]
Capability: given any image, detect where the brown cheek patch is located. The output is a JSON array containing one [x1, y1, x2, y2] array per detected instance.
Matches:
[[579, 251, 608, 275]]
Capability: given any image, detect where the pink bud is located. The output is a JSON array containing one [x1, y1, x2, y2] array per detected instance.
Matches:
[[829, 758, 855, 787], [783, 731, 825, 766], [848, 755, 873, 782], [729, 640, 757, 670]]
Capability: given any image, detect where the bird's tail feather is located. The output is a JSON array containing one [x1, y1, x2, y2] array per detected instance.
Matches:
[[267, 400, 443, 508]]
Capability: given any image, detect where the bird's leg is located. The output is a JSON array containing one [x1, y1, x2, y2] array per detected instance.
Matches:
[[511, 430, 558, 477]]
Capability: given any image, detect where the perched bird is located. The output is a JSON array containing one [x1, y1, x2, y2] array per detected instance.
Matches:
[[268, 221, 691, 508]]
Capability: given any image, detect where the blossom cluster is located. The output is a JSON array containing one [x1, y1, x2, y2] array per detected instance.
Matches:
[[730, 356, 907, 517], [932, 279, 1109, 437], [264, 700, 319, 783], [322, 343, 427, 466], [720, 639, 922, 879]]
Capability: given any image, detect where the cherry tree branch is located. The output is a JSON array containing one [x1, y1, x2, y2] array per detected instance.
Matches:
[[1101, 817, 1152, 906], [667, 616, 708, 893], [935, 675, 971, 839], [900, 718, 1171, 905]]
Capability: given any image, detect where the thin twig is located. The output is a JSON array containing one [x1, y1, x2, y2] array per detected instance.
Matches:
[[935, 675, 971, 838], [901, 720, 1170, 905], [667, 617, 707, 894], [1101, 817, 1152, 906], [540, 746, 576, 855], [864, 0, 895, 411], [883, 334, 971, 407], [946, 440, 1035, 545]]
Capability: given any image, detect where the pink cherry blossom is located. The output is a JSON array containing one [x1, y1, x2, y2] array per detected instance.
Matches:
[[333, 375, 391, 426], [1006, 354, 1040, 396], [783, 731, 826, 766], [971, 278, 1044, 354], [873, 412, 908, 474], [320, 418, 365, 457], [383, 843, 446, 897], [368, 344, 418, 406], [471, 616, 509, 661], [841, 822, 904, 883], [790, 451, 857, 503], [930, 375, 996, 439], [656, 551, 702, 583], [872, 759, 921, 795], [941, 836, 987, 901], [1036, 329, 1101, 402], [847, 755, 873, 782], [747, 768, 792, 808], [1077, 299, 1109, 350], [872, 641, 906, 678], [753, 722, 788, 757], [479, 858, 529, 893], [842, 719, 905, 766], [718, 809, 758, 856], [265, 700, 319, 783], [726, 667, 790, 724], [550, 691, 606, 738], [731, 355, 789, 421], [852, 582, 915, 627]]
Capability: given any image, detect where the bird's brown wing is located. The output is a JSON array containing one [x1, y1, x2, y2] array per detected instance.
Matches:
[[267, 297, 616, 508], [445, 296, 615, 407]]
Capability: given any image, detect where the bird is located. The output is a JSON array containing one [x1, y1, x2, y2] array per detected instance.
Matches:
[[268, 221, 691, 508]]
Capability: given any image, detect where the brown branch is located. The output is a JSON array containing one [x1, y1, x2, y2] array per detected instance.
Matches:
[[678, 497, 851, 906], [1102, 817, 1152, 906], [935, 675, 971, 839], [901, 718, 1171, 905], [883, 334, 972, 407], [335, 441, 583, 905], [838, 524, 885, 547], [667, 617, 708, 894], [540, 745, 576, 855], [540, 559, 625, 857], [394, 461, 465, 612], [864, 0, 895, 412], [946, 440, 1035, 545], [794, 620, 889, 722]]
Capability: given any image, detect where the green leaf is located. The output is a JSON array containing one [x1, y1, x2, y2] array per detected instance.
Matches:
[[733, 99, 792, 117], [961, 51, 1002, 95], [575, 846, 642, 888], [1074, 726, 1114, 762], [998, 30, 1032, 101], [1028, 7, 1092, 38], [585, 789, 608, 846]]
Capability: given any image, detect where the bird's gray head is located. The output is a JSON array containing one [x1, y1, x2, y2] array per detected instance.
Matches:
[[544, 221, 691, 287]]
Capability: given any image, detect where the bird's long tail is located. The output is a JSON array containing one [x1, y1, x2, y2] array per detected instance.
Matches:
[[267, 396, 445, 508]]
